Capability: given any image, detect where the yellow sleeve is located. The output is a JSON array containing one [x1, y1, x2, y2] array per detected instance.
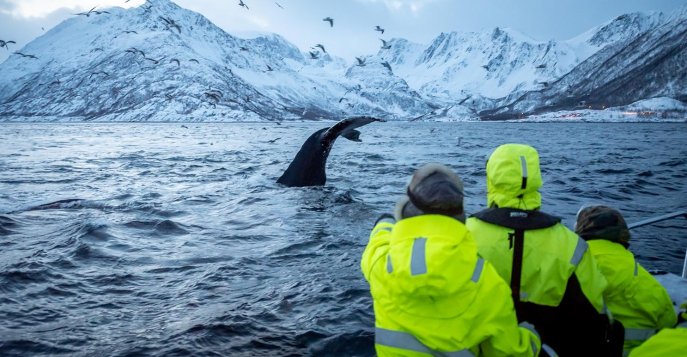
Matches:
[[361, 217, 394, 282]]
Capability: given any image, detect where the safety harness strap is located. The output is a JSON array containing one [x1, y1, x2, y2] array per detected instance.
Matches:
[[511, 228, 525, 303]]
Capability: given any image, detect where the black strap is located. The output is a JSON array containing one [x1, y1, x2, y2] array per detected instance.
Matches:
[[511, 229, 525, 304], [472, 208, 560, 230]]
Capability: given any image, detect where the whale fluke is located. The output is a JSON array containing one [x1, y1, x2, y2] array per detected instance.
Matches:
[[277, 116, 383, 187]]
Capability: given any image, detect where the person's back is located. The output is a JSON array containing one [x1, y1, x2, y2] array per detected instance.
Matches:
[[628, 302, 687, 357], [575, 205, 677, 354], [466, 144, 622, 356], [362, 163, 543, 356]]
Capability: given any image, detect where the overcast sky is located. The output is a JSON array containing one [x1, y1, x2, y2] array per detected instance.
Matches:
[[1, 0, 685, 64]]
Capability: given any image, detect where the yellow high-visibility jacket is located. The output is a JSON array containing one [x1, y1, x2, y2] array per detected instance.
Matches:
[[362, 214, 542, 356], [627, 323, 687, 357], [587, 239, 677, 353], [467, 143, 616, 356]]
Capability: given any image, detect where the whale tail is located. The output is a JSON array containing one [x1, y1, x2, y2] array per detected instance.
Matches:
[[277, 116, 384, 187]]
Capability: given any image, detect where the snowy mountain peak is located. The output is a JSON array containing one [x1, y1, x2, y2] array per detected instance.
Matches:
[[0, 1, 685, 122]]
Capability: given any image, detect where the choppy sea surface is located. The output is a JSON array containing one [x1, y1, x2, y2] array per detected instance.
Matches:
[[1, 122, 686, 356]]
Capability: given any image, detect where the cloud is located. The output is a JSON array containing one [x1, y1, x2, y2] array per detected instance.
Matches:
[[0, 0, 143, 18]]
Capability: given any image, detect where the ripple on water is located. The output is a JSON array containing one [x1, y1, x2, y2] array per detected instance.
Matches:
[[124, 219, 189, 235]]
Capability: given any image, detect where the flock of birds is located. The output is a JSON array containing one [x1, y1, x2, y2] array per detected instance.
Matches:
[[3, 0, 397, 111], [233, 0, 393, 70]]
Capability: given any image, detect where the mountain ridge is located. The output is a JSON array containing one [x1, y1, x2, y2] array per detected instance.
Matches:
[[0, 0, 685, 122]]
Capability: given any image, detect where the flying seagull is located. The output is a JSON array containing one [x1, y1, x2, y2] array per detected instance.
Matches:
[[159, 16, 181, 34], [75, 6, 97, 17], [323, 17, 333, 27], [170, 58, 180, 67], [380, 39, 391, 50], [275, 2, 284, 9], [355, 57, 366, 66], [14, 52, 38, 59], [0, 40, 16, 50], [314, 44, 326, 53], [381, 61, 392, 72], [374, 25, 385, 34], [309, 51, 320, 59], [239, 0, 249, 10]]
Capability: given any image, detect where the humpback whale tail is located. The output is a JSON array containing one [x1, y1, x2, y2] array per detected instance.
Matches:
[[277, 116, 383, 187]]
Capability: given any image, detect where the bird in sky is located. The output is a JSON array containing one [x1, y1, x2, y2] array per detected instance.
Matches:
[[75, 6, 97, 17], [126, 47, 145, 57], [170, 58, 180, 67], [89, 71, 110, 78], [0, 40, 16, 50], [275, 2, 284, 9], [239, 0, 249, 10], [309, 51, 320, 59], [189, 58, 199, 64], [159, 16, 181, 34], [374, 25, 385, 34], [381, 61, 392, 72], [323, 17, 334, 27], [14, 52, 38, 59], [380, 39, 391, 50], [314, 44, 326, 53], [266, 64, 273, 71], [355, 57, 366, 66]]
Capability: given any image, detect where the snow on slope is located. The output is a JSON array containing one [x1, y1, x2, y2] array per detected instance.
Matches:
[[0, 0, 685, 122]]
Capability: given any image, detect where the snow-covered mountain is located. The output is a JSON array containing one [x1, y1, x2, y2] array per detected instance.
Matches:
[[480, 9, 687, 119], [0, 0, 685, 121]]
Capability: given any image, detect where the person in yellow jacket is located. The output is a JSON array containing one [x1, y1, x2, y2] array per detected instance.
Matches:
[[362, 163, 546, 357], [628, 302, 687, 357], [466, 144, 624, 356], [575, 205, 677, 355]]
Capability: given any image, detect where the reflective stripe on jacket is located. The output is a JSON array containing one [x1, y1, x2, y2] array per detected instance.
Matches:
[[362, 214, 541, 356], [627, 327, 687, 357], [587, 239, 677, 353]]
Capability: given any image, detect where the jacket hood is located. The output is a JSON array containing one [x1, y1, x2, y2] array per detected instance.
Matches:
[[382, 215, 479, 318], [486, 144, 542, 209]]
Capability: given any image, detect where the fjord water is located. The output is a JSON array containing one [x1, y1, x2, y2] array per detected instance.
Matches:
[[1, 122, 686, 356]]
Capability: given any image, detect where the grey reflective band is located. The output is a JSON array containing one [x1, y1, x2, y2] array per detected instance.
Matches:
[[519, 156, 528, 189], [372, 225, 392, 236], [411, 237, 428, 276], [542, 344, 557, 357], [570, 238, 588, 267], [519, 321, 540, 339], [603, 302, 612, 320], [386, 255, 393, 273], [375, 328, 475, 357], [471, 258, 484, 282], [518, 321, 540, 356], [634, 260, 638, 276], [624, 328, 656, 341]]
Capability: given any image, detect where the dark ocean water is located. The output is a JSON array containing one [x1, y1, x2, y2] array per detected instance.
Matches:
[[0, 122, 686, 356]]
